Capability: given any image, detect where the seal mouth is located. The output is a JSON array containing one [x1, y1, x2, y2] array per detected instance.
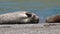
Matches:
[[25, 12, 39, 23], [30, 18, 39, 24], [30, 15, 39, 23]]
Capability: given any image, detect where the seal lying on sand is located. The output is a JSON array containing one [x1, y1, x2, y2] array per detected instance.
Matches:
[[46, 14, 60, 23], [0, 11, 39, 24]]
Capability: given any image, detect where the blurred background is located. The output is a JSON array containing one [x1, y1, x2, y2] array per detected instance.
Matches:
[[0, 0, 60, 23]]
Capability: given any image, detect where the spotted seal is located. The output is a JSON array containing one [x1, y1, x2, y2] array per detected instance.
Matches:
[[0, 11, 39, 24]]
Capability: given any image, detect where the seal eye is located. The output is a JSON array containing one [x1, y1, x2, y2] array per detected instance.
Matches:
[[25, 13, 32, 17]]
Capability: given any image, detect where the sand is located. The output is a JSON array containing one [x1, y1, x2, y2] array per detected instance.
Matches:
[[0, 23, 60, 34]]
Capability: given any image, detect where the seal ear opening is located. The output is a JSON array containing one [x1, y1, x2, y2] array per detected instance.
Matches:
[[25, 13, 32, 17]]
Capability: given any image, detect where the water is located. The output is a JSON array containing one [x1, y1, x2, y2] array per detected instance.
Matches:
[[0, 2, 60, 23]]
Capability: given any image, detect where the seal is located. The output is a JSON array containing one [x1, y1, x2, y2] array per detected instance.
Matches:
[[0, 11, 39, 24], [46, 14, 60, 23]]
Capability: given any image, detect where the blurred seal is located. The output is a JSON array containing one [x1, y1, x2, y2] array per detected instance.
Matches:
[[0, 11, 39, 24], [46, 14, 60, 23]]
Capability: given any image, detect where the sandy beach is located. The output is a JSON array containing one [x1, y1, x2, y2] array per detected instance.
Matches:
[[0, 23, 60, 34]]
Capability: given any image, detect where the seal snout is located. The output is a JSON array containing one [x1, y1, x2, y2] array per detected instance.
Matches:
[[33, 16, 39, 23], [25, 12, 39, 23]]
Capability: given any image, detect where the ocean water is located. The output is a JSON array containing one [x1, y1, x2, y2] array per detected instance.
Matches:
[[0, 2, 60, 23]]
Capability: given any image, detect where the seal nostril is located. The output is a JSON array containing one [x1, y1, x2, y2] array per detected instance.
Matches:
[[25, 13, 32, 17]]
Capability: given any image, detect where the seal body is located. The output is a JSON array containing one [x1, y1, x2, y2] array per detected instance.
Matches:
[[0, 11, 39, 24], [46, 14, 60, 23]]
